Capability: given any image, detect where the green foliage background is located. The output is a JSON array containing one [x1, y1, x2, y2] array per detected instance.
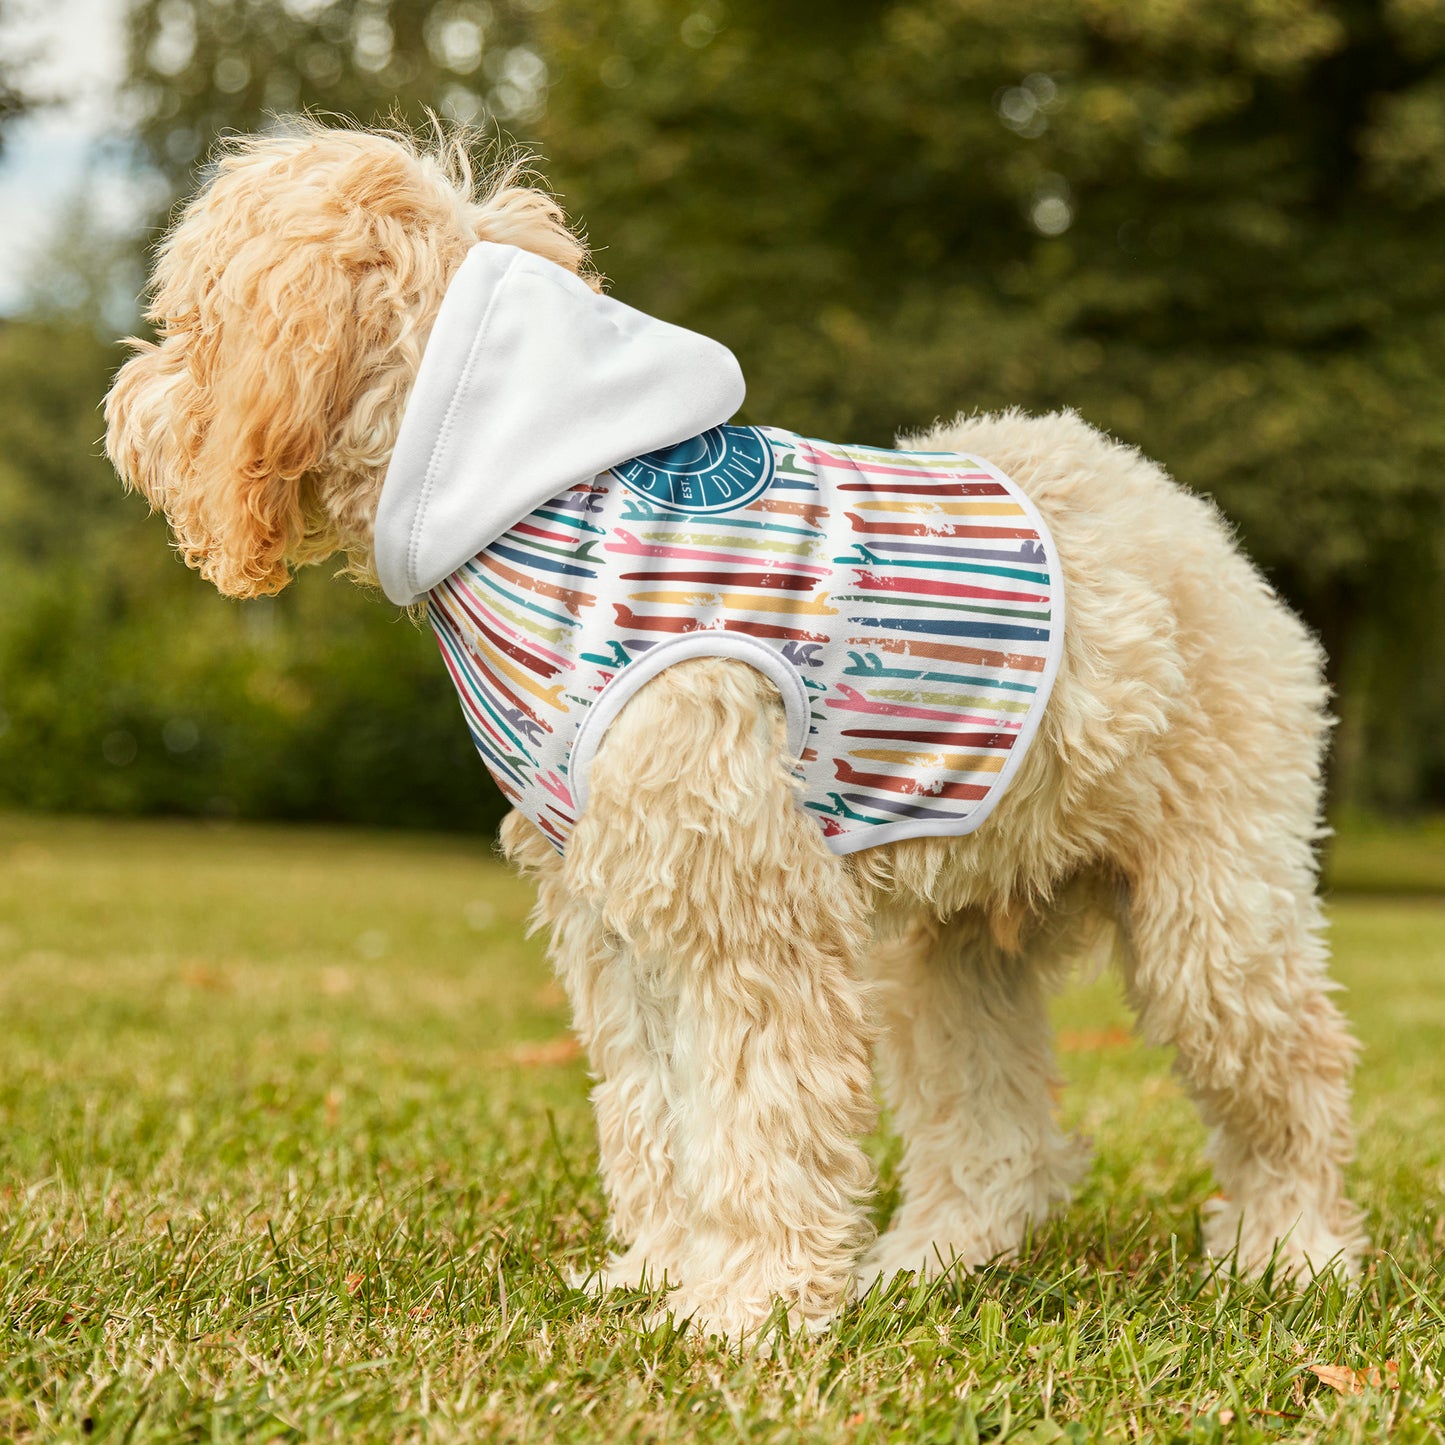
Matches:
[[4, 0, 1445, 829]]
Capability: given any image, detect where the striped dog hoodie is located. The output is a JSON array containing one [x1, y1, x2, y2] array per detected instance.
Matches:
[[375, 244, 1063, 855]]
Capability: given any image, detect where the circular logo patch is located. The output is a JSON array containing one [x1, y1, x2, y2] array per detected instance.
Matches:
[[611, 425, 775, 514]]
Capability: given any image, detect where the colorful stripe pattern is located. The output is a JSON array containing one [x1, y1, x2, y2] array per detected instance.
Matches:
[[427, 425, 1063, 854]]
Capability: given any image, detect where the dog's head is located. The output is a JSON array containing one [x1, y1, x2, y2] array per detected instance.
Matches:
[[105, 122, 591, 598]]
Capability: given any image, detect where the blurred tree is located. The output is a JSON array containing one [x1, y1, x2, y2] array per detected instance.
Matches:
[[0, 0, 35, 152], [24, 0, 1439, 824], [125, 0, 543, 184]]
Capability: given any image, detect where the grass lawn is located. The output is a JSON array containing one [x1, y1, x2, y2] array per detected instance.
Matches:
[[1, 812, 1442, 1443]]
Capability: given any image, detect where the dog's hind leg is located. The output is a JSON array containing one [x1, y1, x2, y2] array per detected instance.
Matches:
[[858, 909, 1089, 1290], [564, 658, 878, 1343], [1121, 830, 1364, 1279]]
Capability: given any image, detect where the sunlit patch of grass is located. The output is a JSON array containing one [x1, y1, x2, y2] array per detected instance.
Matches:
[[2, 813, 1442, 1442]]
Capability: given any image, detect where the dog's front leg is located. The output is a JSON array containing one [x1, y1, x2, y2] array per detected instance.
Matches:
[[565, 658, 878, 1344], [501, 809, 688, 1290]]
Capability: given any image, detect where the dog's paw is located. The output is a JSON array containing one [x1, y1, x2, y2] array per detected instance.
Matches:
[[860, 1136, 1091, 1295], [646, 1289, 836, 1351], [1202, 1196, 1366, 1282], [857, 1220, 1019, 1295], [855, 1244, 985, 1296], [570, 1245, 675, 1296]]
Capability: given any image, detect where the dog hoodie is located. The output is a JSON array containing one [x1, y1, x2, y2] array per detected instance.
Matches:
[[374, 242, 1064, 854]]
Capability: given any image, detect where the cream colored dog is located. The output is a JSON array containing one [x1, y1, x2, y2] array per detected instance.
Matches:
[[105, 123, 1364, 1343]]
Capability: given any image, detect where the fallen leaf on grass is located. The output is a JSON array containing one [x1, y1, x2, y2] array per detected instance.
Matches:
[[500, 1037, 583, 1067], [1056, 1027, 1133, 1052], [179, 961, 230, 992], [345, 1273, 365, 1296], [1310, 1362, 1399, 1395], [319, 967, 353, 996]]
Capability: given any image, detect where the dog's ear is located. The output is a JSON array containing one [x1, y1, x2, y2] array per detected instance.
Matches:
[[105, 236, 373, 598], [131, 230, 383, 598], [175, 240, 359, 598]]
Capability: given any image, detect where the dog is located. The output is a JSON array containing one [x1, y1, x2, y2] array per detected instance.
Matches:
[[105, 122, 1365, 1343]]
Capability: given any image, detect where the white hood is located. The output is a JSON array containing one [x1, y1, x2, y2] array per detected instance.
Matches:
[[373, 242, 746, 606]]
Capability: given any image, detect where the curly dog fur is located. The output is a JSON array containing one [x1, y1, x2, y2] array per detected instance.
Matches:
[[105, 121, 1365, 1343]]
